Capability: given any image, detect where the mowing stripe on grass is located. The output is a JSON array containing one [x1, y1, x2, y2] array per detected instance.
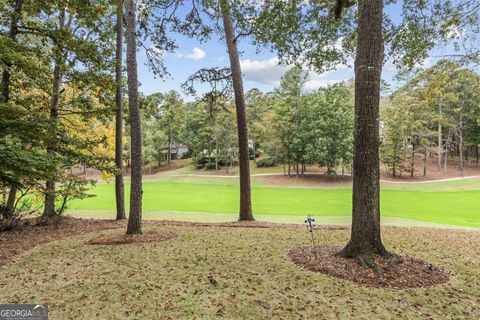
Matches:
[[69, 182, 480, 228]]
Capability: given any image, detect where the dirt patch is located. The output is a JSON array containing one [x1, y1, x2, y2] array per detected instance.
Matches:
[[87, 231, 178, 245], [0, 218, 125, 270], [287, 246, 450, 289]]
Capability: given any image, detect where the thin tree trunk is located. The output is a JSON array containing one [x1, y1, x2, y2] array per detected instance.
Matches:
[[423, 146, 427, 177], [215, 137, 219, 171], [296, 153, 299, 177], [252, 140, 256, 164], [43, 8, 66, 219], [410, 141, 415, 178], [220, 0, 253, 221], [476, 145, 479, 166], [443, 130, 449, 174], [115, 0, 126, 220], [6, 186, 17, 212], [459, 114, 464, 176], [43, 64, 62, 218], [125, 0, 143, 234], [167, 126, 172, 166], [438, 121, 442, 172], [340, 0, 389, 262]]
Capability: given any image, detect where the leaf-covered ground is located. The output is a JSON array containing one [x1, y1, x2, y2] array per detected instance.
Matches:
[[0, 225, 479, 319]]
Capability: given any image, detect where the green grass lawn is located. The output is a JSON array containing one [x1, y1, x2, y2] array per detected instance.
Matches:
[[1, 226, 478, 319], [69, 178, 480, 228]]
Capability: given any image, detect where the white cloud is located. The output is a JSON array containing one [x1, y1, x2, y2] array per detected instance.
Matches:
[[384, 56, 433, 72], [240, 56, 352, 90], [383, 59, 396, 72], [304, 77, 343, 90], [240, 57, 289, 85], [178, 47, 206, 61], [415, 57, 432, 68]]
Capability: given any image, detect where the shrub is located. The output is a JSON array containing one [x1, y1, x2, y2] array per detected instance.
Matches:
[[205, 162, 218, 170], [248, 148, 261, 160], [0, 199, 36, 231], [256, 156, 278, 168]]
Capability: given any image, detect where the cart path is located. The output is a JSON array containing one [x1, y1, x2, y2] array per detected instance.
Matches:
[[162, 172, 480, 184]]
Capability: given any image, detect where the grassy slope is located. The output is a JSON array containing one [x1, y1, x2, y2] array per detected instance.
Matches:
[[1, 226, 478, 319], [69, 178, 480, 228]]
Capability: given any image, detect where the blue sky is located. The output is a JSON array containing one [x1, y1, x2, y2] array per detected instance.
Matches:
[[135, 2, 441, 99]]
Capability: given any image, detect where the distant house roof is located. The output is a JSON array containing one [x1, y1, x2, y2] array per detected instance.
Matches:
[[169, 141, 188, 149]]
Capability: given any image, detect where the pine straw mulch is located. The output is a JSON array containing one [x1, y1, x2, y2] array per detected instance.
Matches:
[[0, 217, 347, 270], [87, 230, 178, 245], [0, 218, 125, 270], [287, 245, 450, 290]]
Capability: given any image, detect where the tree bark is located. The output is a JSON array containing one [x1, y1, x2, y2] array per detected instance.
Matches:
[[125, 0, 143, 234], [6, 186, 17, 212], [167, 126, 172, 166], [410, 141, 415, 178], [339, 0, 389, 261], [476, 144, 479, 166], [459, 113, 464, 176], [220, 0, 254, 221], [115, 0, 126, 220], [423, 146, 427, 177], [252, 140, 256, 164], [43, 61, 62, 218], [296, 153, 299, 177], [215, 137, 219, 171], [438, 121, 442, 172], [43, 8, 66, 219], [443, 130, 450, 174]]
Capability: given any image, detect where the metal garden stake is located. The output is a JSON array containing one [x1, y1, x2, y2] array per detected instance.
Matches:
[[305, 215, 318, 259]]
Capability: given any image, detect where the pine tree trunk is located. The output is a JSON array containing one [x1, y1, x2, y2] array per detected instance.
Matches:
[[339, 0, 389, 262], [220, 0, 254, 221], [115, 0, 126, 220], [125, 0, 143, 234]]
